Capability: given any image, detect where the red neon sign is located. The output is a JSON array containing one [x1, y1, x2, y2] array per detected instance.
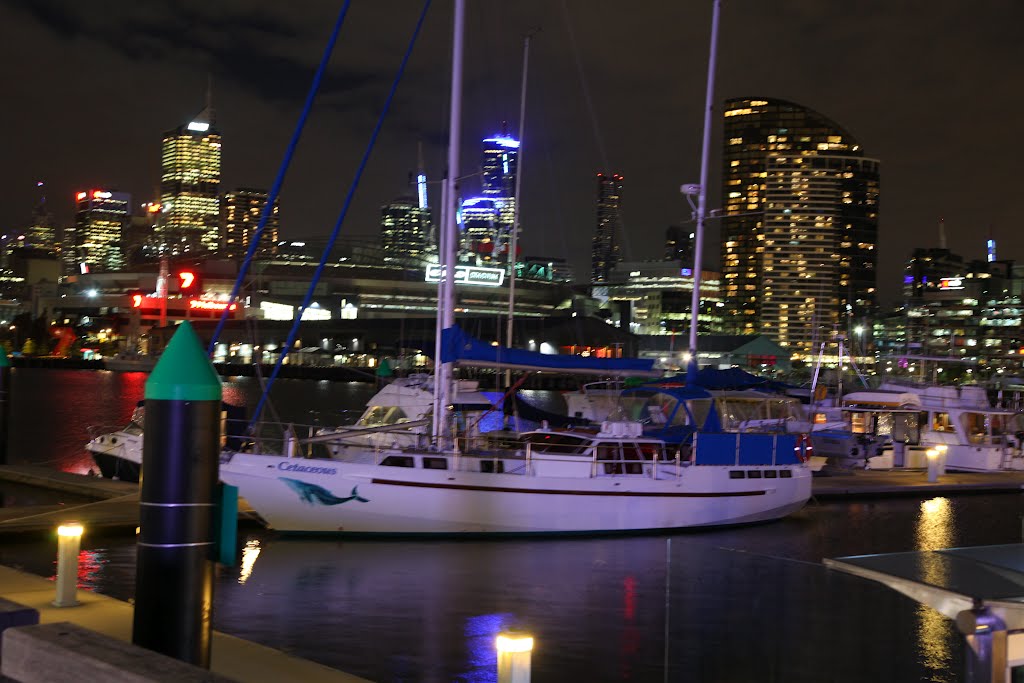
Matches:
[[179, 271, 196, 289], [132, 294, 143, 308], [189, 300, 236, 311]]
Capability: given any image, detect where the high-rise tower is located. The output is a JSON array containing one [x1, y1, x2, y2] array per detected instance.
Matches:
[[591, 172, 623, 284], [160, 91, 221, 254], [720, 97, 879, 355], [222, 188, 279, 260], [74, 189, 130, 272], [381, 196, 431, 260]]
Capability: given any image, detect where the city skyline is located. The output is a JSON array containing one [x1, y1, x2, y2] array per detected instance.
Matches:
[[1, 1, 1020, 305]]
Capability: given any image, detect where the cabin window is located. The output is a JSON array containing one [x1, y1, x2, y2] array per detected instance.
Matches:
[[729, 470, 745, 479], [850, 412, 870, 434], [961, 413, 987, 444], [764, 470, 778, 478], [423, 457, 448, 470], [747, 470, 763, 479], [892, 413, 921, 445], [932, 412, 954, 433], [621, 444, 644, 474], [527, 433, 589, 455], [599, 443, 623, 475], [687, 399, 712, 428], [480, 460, 505, 474], [381, 455, 414, 468], [779, 469, 792, 478], [637, 443, 663, 461]]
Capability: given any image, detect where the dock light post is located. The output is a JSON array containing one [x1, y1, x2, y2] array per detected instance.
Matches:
[[53, 523, 83, 607], [955, 606, 1007, 683], [496, 631, 534, 683], [936, 444, 948, 475], [926, 448, 940, 483], [132, 321, 222, 668]]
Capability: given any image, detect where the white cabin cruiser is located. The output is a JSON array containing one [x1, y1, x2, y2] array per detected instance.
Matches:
[[871, 382, 1024, 471]]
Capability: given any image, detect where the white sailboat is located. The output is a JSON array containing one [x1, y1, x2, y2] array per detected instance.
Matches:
[[215, 0, 812, 535]]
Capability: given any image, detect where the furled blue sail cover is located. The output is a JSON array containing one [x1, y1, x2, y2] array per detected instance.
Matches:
[[440, 325, 656, 375]]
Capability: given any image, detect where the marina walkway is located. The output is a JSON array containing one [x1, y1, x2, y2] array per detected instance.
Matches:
[[812, 468, 1024, 498], [0, 565, 372, 682]]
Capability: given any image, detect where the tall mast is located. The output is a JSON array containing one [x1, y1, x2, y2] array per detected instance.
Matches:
[[505, 33, 531, 387], [433, 0, 466, 442], [685, 0, 721, 384]]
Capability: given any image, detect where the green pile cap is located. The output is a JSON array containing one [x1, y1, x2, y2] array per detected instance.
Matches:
[[145, 321, 222, 401]]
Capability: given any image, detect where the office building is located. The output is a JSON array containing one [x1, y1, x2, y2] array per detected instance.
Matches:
[[720, 97, 879, 356], [73, 189, 130, 272], [222, 188, 279, 260], [664, 225, 694, 266], [160, 98, 221, 254], [380, 196, 430, 261], [591, 172, 623, 284]]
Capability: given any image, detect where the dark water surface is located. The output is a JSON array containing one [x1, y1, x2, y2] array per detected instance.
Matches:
[[1, 369, 1022, 682]]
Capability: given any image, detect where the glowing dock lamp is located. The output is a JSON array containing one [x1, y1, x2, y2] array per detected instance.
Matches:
[[935, 444, 948, 476], [926, 448, 940, 484], [54, 523, 84, 607], [496, 631, 534, 683]]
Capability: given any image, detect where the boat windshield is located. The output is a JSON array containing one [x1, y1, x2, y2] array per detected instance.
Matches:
[[125, 406, 145, 435], [357, 405, 415, 427], [715, 396, 801, 431], [525, 433, 590, 455]]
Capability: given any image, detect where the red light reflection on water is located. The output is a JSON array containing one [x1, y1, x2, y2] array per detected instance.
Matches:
[[621, 575, 640, 680], [49, 549, 107, 592]]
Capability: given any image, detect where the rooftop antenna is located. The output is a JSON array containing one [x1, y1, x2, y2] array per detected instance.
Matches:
[[416, 141, 428, 209], [938, 216, 947, 250]]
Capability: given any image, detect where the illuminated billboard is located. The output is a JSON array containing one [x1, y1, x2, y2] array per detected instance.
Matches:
[[424, 264, 505, 287]]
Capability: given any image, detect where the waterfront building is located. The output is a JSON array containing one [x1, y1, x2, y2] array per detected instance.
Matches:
[[60, 224, 78, 275], [380, 196, 430, 261], [459, 197, 501, 261], [874, 256, 1024, 378], [720, 97, 880, 358], [160, 98, 221, 254], [222, 188, 279, 260], [591, 172, 624, 284], [601, 260, 722, 336], [74, 189, 129, 272], [664, 225, 694, 266]]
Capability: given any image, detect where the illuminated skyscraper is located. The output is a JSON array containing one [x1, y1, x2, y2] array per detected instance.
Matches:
[[380, 196, 430, 260], [720, 97, 879, 355], [160, 96, 221, 253], [26, 182, 57, 251], [480, 133, 519, 245], [222, 188, 279, 260], [74, 189, 129, 272], [591, 172, 623, 284]]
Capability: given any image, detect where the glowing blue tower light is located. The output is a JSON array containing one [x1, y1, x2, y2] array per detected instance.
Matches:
[[417, 173, 427, 209], [483, 135, 520, 149], [987, 238, 996, 263]]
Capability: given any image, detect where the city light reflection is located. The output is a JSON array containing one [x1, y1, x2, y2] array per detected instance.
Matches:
[[915, 497, 954, 680], [237, 538, 261, 584]]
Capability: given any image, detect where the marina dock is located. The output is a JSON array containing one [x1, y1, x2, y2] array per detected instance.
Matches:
[[0, 466, 264, 536], [0, 565, 371, 682]]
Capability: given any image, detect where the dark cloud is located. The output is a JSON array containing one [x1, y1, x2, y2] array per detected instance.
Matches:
[[2, 0, 1023, 302]]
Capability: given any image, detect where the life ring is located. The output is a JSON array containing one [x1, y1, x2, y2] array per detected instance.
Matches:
[[794, 434, 813, 463]]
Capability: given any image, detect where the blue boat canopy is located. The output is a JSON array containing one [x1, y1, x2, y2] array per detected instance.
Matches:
[[440, 325, 660, 376]]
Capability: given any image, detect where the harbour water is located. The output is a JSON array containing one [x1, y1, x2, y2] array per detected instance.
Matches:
[[2, 369, 1023, 681]]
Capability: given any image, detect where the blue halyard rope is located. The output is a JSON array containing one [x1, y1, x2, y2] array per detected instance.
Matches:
[[250, 0, 433, 428], [207, 0, 354, 356]]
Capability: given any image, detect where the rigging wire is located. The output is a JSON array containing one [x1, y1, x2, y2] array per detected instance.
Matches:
[[207, 0, 355, 356], [249, 0, 434, 428]]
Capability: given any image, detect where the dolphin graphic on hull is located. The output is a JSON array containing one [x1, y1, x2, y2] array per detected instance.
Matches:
[[279, 478, 369, 506]]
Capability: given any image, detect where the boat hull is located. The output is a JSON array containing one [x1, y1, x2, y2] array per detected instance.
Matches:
[[219, 454, 812, 534]]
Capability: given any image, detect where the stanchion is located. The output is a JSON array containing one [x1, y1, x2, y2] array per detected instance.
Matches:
[[132, 321, 222, 668], [926, 448, 939, 483], [53, 523, 83, 607], [496, 631, 534, 683]]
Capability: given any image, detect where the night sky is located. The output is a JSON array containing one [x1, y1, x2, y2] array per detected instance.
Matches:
[[2, 0, 1020, 305]]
